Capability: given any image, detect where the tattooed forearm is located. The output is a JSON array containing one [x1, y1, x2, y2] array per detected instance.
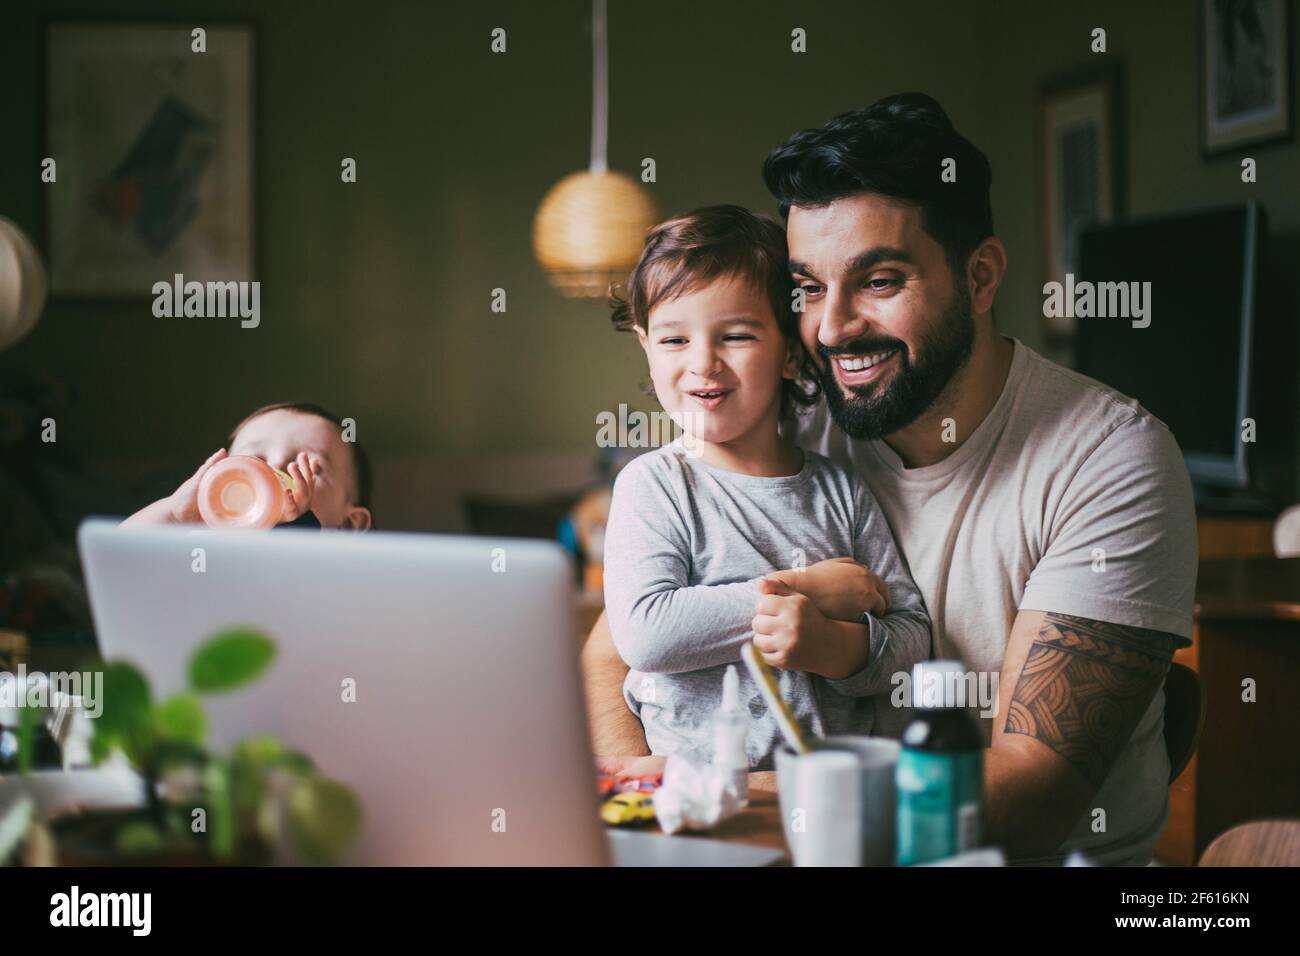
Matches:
[[1004, 612, 1180, 787]]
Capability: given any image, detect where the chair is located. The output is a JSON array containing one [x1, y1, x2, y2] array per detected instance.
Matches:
[[1199, 820, 1300, 866], [1163, 661, 1205, 784]]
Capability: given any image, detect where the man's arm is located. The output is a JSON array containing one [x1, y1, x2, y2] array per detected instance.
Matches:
[[984, 609, 1180, 858], [580, 611, 649, 757]]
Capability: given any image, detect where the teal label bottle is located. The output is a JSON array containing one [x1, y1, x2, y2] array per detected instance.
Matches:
[[896, 660, 984, 865]]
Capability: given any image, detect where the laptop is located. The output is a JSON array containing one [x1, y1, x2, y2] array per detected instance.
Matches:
[[76, 520, 783, 867]]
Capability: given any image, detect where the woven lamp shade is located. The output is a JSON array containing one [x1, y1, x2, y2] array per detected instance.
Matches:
[[532, 170, 657, 298]]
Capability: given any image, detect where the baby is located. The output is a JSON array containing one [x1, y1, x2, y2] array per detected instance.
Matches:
[[122, 402, 373, 530], [603, 205, 932, 770]]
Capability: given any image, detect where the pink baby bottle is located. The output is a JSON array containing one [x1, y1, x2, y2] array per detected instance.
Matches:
[[197, 456, 293, 529]]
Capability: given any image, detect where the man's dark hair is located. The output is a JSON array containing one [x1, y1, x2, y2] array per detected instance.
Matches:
[[762, 92, 994, 273], [227, 401, 373, 514]]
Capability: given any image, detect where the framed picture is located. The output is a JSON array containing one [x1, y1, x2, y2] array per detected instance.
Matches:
[[1036, 64, 1125, 339], [45, 22, 256, 299], [1201, 0, 1293, 155]]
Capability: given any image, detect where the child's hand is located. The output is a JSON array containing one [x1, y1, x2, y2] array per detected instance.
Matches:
[[280, 451, 321, 523], [752, 577, 871, 680], [166, 449, 228, 523], [765, 557, 889, 623], [596, 755, 667, 778]]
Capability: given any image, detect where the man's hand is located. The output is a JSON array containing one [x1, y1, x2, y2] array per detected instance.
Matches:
[[752, 577, 871, 679], [766, 557, 889, 622]]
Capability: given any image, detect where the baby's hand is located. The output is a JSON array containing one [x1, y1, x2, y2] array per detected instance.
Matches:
[[280, 451, 321, 523], [167, 449, 228, 523]]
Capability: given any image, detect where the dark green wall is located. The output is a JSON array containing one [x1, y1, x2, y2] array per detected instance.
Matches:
[[985, 0, 1300, 363]]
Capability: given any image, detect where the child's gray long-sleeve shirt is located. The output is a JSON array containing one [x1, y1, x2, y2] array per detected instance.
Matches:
[[603, 442, 932, 770]]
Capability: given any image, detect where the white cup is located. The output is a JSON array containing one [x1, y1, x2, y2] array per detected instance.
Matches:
[[776, 735, 901, 866], [789, 751, 860, 866]]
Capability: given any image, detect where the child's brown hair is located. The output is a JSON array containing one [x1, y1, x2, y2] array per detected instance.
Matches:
[[609, 204, 820, 419]]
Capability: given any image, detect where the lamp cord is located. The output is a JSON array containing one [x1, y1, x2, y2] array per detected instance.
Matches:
[[589, 0, 608, 174]]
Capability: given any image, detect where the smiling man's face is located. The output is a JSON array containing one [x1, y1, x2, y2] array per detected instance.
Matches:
[[786, 192, 974, 441]]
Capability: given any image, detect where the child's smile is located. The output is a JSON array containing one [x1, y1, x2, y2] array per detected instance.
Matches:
[[686, 386, 733, 411]]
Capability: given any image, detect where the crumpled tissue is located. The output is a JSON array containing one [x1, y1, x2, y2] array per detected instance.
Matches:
[[652, 754, 744, 834]]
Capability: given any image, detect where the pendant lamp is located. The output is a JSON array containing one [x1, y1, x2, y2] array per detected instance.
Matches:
[[532, 0, 656, 298]]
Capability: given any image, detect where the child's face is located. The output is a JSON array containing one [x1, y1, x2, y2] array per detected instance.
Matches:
[[638, 274, 799, 447], [229, 409, 371, 530]]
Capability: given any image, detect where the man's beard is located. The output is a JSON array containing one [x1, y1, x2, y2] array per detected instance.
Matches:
[[815, 284, 974, 441]]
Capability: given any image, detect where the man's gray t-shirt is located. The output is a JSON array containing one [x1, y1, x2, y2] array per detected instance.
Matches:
[[790, 337, 1197, 865], [603, 443, 931, 771]]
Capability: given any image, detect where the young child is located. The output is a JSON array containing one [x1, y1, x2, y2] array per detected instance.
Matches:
[[603, 206, 931, 771], [122, 402, 373, 531]]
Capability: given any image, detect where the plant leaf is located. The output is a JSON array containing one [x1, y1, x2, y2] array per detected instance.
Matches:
[[188, 630, 276, 693], [155, 693, 207, 746], [277, 749, 315, 774], [16, 705, 39, 774], [115, 821, 165, 855], [202, 761, 235, 860], [233, 735, 283, 767], [286, 777, 362, 865], [93, 662, 153, 764]]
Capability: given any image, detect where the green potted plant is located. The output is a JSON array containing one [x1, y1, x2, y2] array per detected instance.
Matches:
[[0, 627, 361, 866]]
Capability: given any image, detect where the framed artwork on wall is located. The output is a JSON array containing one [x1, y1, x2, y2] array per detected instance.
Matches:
[[1036, 63, 1125, 339], [1201, 0, 1293, 155], [45, 22, 256, 299]]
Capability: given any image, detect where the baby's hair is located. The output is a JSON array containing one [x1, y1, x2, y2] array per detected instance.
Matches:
[[608, 204, 820, 419], [227, 402, 374, 514]]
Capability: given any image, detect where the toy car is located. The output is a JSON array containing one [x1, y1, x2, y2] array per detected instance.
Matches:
[[600, 790, 656, 827], [596, 772, 663, 797], [613, 773, 663, 794]]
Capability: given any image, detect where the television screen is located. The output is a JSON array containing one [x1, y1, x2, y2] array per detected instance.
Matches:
[[1074, 203, 1259, 486]]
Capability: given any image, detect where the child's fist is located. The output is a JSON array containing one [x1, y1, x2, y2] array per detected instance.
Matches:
[[752, 577, 832, 672], [752, 577, 871, 680]]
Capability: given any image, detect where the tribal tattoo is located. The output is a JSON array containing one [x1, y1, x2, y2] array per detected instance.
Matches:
[[1004, 612, 1181, 786]]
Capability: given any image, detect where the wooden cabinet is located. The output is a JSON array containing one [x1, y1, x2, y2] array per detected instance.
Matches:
[[1154, 520, 1300, 866], [1196, 515, 1275, 559]]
